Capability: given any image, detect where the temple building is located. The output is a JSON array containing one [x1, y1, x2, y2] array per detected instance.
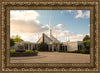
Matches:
[[11, 17, 85, 51], [36, 17, 67, 51]]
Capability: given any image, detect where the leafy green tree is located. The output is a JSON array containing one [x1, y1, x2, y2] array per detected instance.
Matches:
[[12, 34, 23, 42], [38, 42, 48, 51], [83, 35, 90, 41], [83, 35, 90, 50], [84, 40, 90, 49], [10, 38, 15, 47]]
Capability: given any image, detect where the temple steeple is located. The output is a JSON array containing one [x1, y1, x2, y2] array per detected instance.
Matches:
[[49, 16, 52, 37]]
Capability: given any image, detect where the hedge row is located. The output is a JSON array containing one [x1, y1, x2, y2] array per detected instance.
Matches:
[[10, 49, 39, 54], [59, 49, 90, 54]]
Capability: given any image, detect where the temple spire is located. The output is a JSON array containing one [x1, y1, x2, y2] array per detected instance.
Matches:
[[67, 33, 70, 42], [49, 16, 52, 37]]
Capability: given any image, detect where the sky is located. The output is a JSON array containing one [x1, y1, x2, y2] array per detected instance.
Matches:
[[10, 10, 90, 42]]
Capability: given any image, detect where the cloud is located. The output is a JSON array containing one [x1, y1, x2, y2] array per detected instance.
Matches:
[[60, 10, 73, 14], [10, 10, 39, 20], [75, 10, 90, 19], [52, 29, 90, 42], [69, 34, 89, 41], [67, 10, 72, 13], [55, 24, 66, 30], [60, 10, 90, 19], [66, 10, 90, 19], [10, 10, 49, 34]]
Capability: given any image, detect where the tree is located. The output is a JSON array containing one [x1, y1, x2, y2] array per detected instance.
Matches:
[[83, 35, 90, 41], [12, 34, 23, 42], [84, 40, 90, 49], [38, 42, 48, 51], [83, 35, 90, 50], [10, 38, 15, 47]]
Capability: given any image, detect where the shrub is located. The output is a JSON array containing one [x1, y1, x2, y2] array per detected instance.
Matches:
[[10, 50, 16, 54], [25, 50, 33, 53], [67, 51, 77, 53], [59, 50, 63, 52], [16, 49, 25, 52], [80, 50, 90, 54], [66, 51, 72, 53], [64, 49, 90, 54], [38, 42, 48, 51], [76, 50, 81, 53], [35, 50, 39, 53], [59, 50, 66, 52]]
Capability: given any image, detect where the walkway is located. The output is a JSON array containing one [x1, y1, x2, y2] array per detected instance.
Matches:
[[10, 52, 90, 63]]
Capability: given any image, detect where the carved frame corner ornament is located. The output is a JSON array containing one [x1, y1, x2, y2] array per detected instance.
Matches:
[[1, 1, 99, 72]]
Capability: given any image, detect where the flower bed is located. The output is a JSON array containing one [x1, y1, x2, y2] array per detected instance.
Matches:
[[10, 50, 38, 57], [10, 52, 38, 57]]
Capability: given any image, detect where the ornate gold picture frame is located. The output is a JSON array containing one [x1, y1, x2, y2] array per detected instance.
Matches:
[[0, 0, 100, 73]]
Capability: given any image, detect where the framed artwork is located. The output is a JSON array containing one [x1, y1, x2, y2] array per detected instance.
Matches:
[[0, 0, 100, 73]]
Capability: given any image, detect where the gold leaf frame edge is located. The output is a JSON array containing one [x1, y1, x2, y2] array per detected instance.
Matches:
[[1, 1, 99, 72]]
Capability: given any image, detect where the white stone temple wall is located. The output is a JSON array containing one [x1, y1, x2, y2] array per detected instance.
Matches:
[[67, 42, 78, 51]]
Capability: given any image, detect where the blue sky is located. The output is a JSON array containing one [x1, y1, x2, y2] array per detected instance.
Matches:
[[10, 10, 90, 42], [35, 10, 90, 34]]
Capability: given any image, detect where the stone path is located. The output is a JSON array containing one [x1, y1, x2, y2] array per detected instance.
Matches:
[[10, 52, 90, 63]]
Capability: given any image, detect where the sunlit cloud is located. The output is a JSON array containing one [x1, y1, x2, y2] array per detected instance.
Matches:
[[75, 10, 90, 19]]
